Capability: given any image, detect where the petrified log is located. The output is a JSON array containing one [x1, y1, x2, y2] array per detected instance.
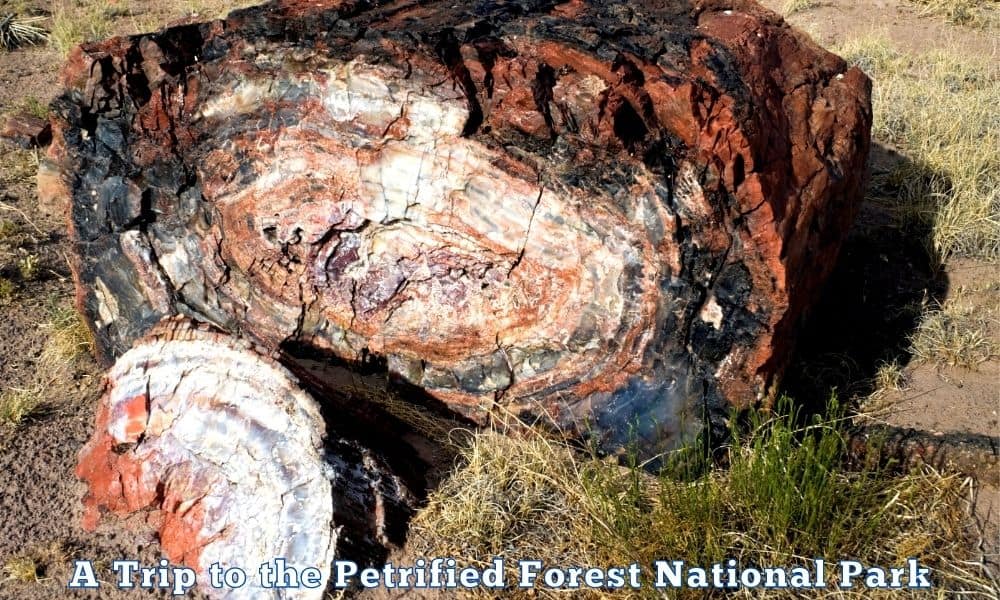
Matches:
[[45, 0, 872, 455], [847, 426, 1000, 487], [76, 317, 416, 599]]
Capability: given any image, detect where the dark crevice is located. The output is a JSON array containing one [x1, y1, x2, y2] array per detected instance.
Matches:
[[430, 28, 483, 137]]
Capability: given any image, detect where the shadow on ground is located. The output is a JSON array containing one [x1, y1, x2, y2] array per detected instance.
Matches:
[[783, 141, 949, 408]]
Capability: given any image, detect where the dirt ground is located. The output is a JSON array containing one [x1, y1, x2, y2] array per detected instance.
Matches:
[[0, 0, 997, 598]]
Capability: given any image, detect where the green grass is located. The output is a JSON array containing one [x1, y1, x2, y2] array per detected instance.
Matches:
[[49, 1, 113, 55], [0, 218, 19, 240], [836, 36, 999, 262], [0, 276, 14, 304], [18, 96, 48, 119], [16, 253, 38, 280], [411, 398, 991, 598]]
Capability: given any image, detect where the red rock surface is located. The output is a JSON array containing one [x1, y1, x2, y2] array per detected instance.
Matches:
[[46, 0, 871, 455], [0, 112, 50, 148], [75, 317, 416, 597]]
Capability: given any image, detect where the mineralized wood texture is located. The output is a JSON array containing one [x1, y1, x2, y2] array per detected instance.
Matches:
[[46, 0, 872, 455], [76, 317, 415, 599]]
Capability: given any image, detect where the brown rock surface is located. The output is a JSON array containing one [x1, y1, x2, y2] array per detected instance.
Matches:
[[45, 0, 872, 456], [1, 112, 50, 148]]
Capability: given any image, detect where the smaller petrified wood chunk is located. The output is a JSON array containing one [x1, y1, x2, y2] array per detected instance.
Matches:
[[76, 317, 416, 600], [0, 113, 51, 148]]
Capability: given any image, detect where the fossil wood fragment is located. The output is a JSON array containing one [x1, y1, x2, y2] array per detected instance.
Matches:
[[47, 0, 872, 455], [76, 317, 416, 599], [0, 113, 51, 148]]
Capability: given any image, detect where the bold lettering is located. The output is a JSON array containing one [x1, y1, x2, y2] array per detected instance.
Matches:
[[301, 567, 322, 589], [173, 567, 196, 596], [112, 560, 139, 588], [518, 560, 542, 588], [789, 567, 811, 588], [908, 559, 932, 588], [68, 561, 99, 589], [865, 567, 887, 588], [481, 558, 504, 588], [333, 561, 358, 588], [839, 561, 864, 588], [654, 561, 683, 587], [208, 563, 225, 588]]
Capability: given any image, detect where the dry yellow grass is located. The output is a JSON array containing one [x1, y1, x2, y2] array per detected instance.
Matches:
[[871, 359, 907, 397], [48, 0, 114, 55], [1, 542, 68, 583], [0, 387, 44, 427], [411, 401, 995, 598], [184, 0, 261, 20], [46, 1, 266, 55], [837, 36, 999, 262], [782, 0, 818, 15], [0, 219, 18, 240], [1, 555, 40, 583], [0, 277, 13, 304], [0, 147, 37, 188], [40, 301, 94, 368], [833, 35, 999, 372], [15, 253, 38, 281], [909, 298, 998, 367], [910, 0, 999, 27]]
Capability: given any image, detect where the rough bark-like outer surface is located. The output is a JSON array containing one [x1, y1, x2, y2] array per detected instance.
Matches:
[[76, 317, 416, 599], [47, 0, 871, 454]]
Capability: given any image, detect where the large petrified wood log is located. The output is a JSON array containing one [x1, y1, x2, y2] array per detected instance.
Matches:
[[45, 0, 872, 455], [76, 317, 416, 599]]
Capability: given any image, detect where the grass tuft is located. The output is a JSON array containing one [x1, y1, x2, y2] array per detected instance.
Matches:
[[909, 0, 999, 27], [837, 36, 1000, 262], [16, 253, 39, 281], [0, 218, 19, 241], [872, 359, 907, 395], [782, 0, 818, 15], [909, 299, 998, 367], [0, 147, 38, 187], [18, 96, 49, 120], [0, 276, 15, 304], [49, 1, 113, 56], [2, 542, 69, 583], [2, 555, 40, 583], [184, 0, 259, 20], [0, 388, 44, 427], [411, 398, 992, 597], [40, 301, 94, 367]]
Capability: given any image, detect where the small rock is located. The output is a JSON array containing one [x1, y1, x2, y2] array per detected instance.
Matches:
[[0, 113, 51, 148]]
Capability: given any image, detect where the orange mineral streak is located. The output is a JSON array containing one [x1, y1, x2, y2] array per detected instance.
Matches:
[[75, 394, 155, 530], [159, 492, 208, 570]]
